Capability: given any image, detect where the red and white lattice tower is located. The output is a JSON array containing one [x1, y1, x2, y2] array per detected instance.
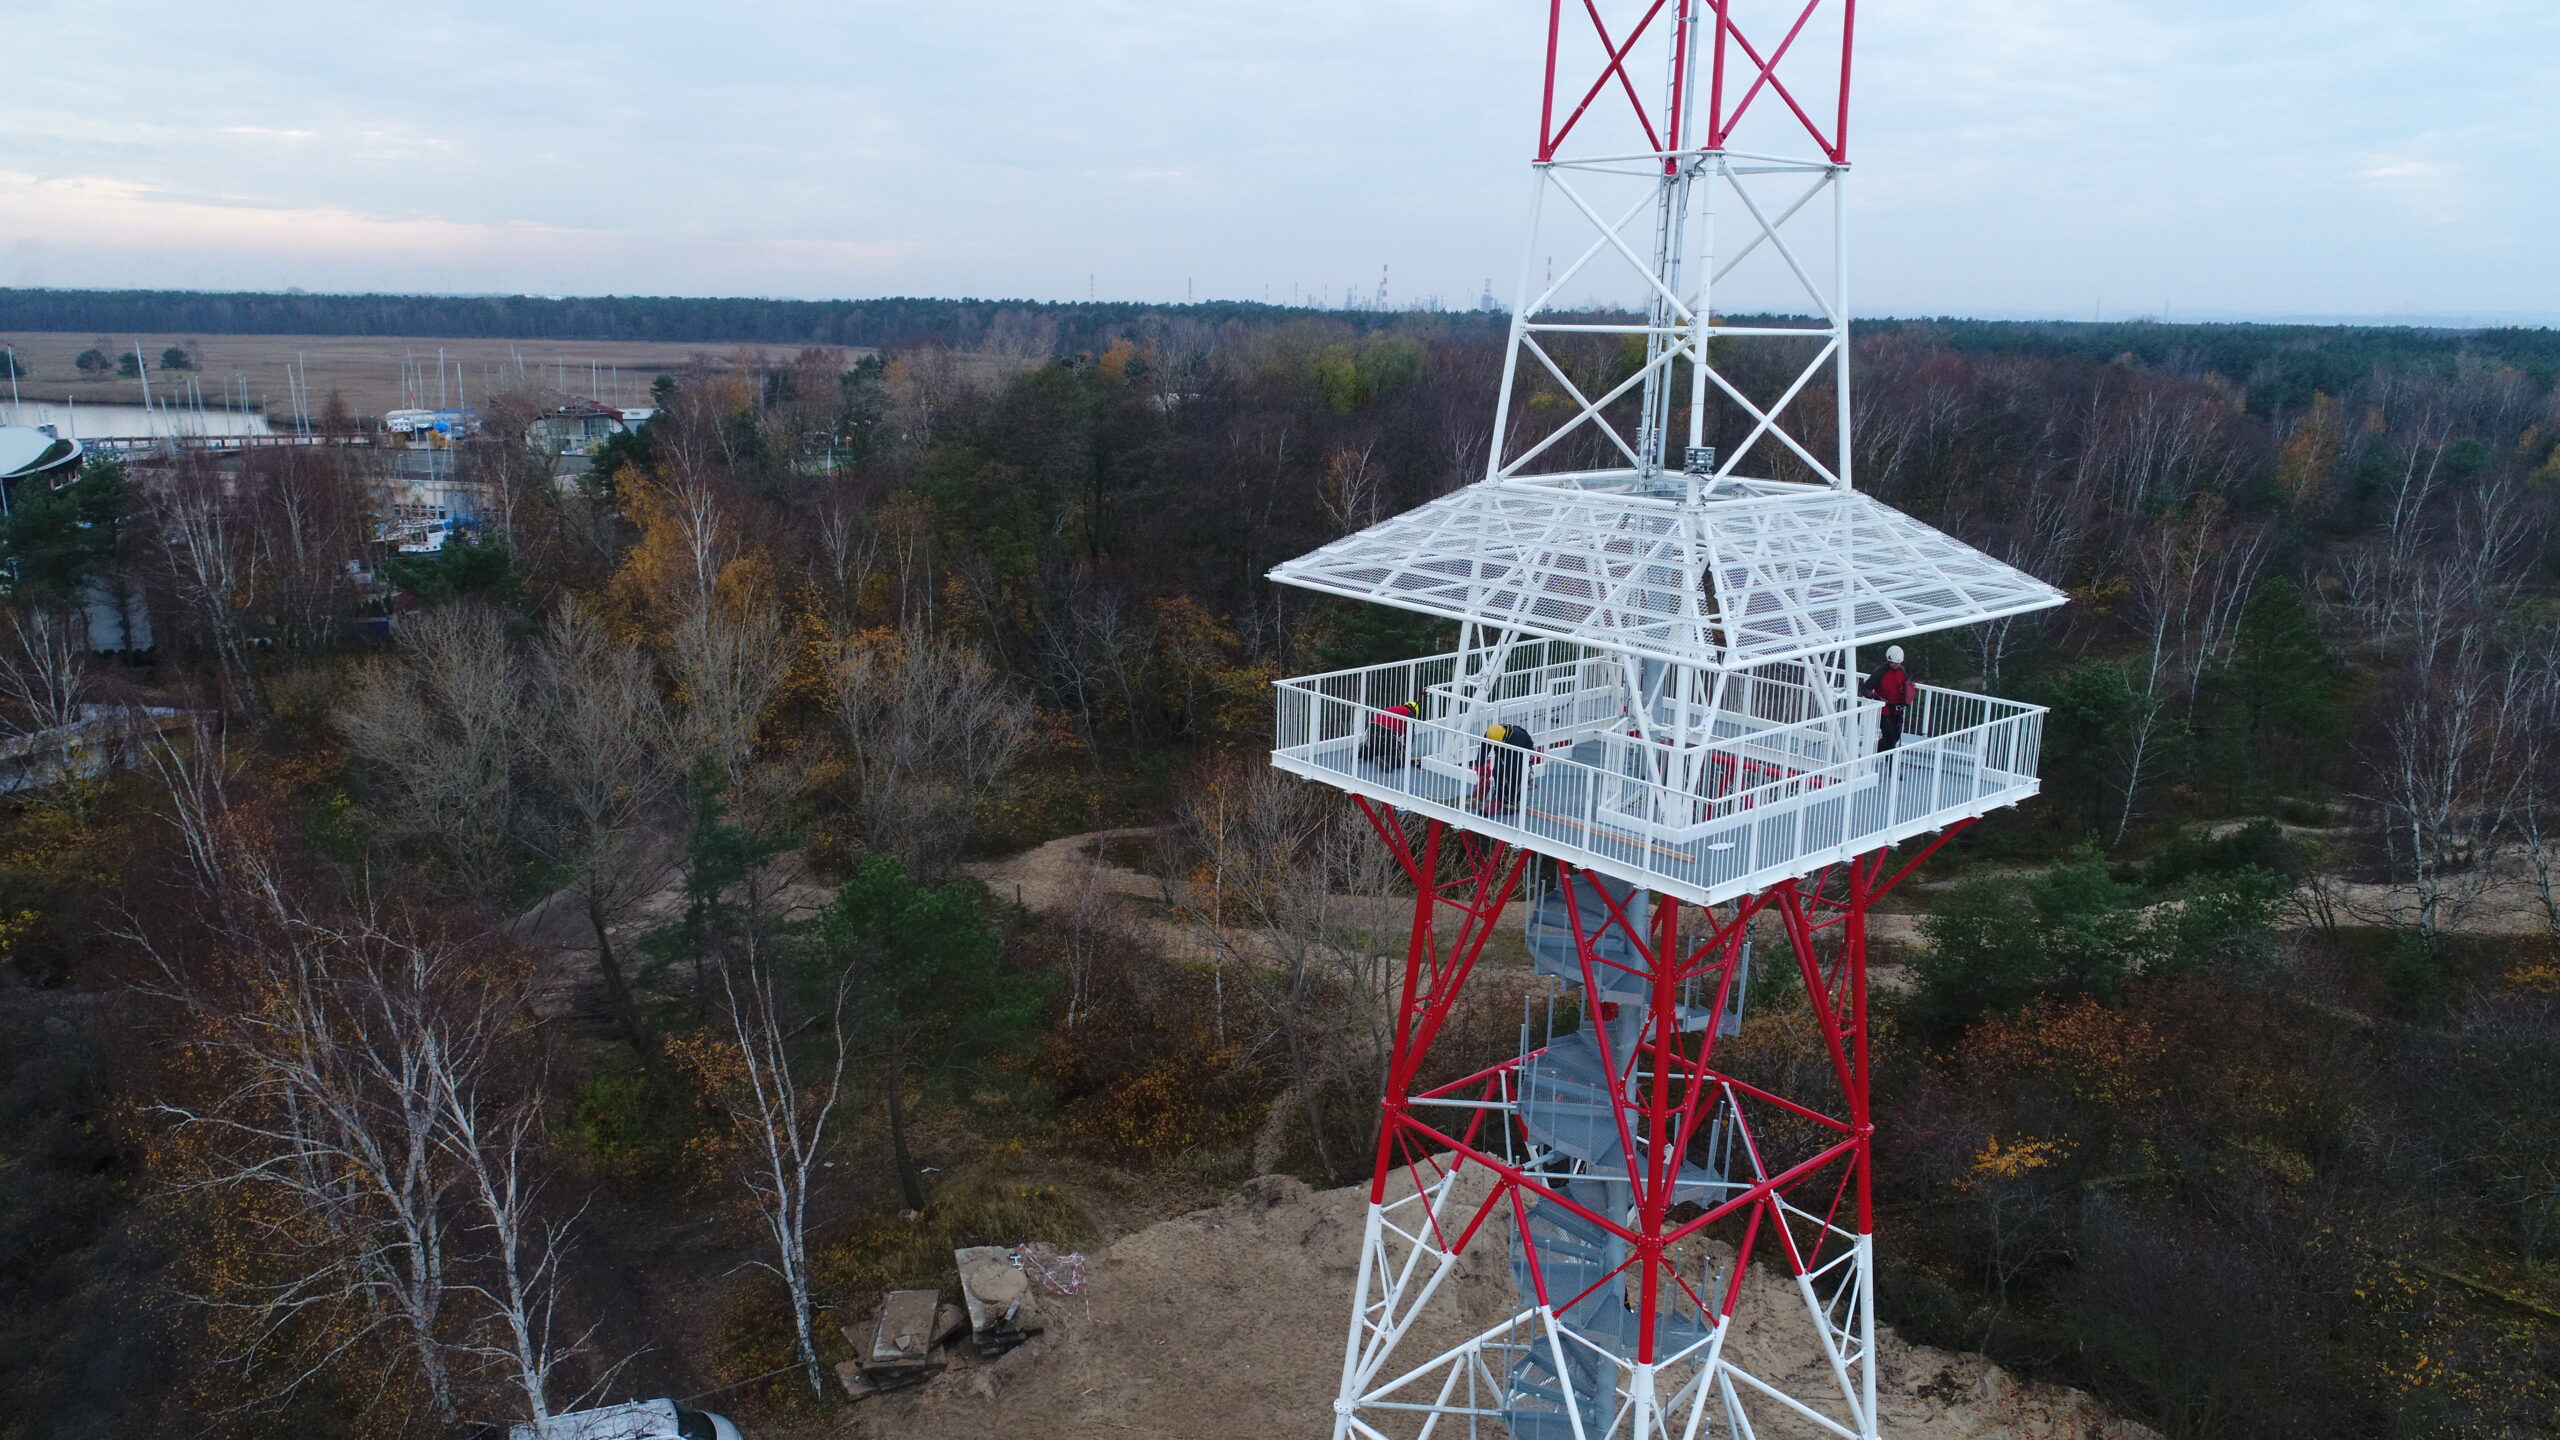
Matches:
[[1263, 6, 2070, 1437]]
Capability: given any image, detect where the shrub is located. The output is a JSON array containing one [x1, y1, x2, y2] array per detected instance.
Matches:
[[2155, 866, 2288, 976], [2143, 819, 2301, 889], [380, 534, 518, 602], [561, 1059, 701, 1180], [1912, 846, 2149, 1041], [813, 1175, 1091, 1298], [1912, 846, 2286, 1042], [1052, 1041, 1261, 1163]]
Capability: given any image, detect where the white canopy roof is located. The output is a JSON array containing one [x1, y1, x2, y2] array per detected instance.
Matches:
[[1269, 474, 2065, 670], [0, 426, 75, 480]]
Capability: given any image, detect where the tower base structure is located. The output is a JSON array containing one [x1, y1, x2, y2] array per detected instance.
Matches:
[[1331, 803, 1969, 1440]]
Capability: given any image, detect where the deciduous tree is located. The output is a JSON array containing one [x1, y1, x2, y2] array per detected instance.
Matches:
[[827, 630, 1034, 879], [337, 604, 532, 905]]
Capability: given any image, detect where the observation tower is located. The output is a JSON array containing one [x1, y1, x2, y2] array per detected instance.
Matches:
[[1264, 5, 2067, 1438]]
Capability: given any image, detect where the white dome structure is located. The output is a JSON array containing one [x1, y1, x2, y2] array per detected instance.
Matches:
[[0, 426, 82, 485]]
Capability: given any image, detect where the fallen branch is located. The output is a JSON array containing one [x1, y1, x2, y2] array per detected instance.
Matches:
[[2405, 1258, 2560, 1325]]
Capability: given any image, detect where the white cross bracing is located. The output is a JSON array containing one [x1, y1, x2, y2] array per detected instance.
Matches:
[[1490, 148, 1852, 496], [1266, 123, 2064, 909], [1328, 1095, 1889, 1440]]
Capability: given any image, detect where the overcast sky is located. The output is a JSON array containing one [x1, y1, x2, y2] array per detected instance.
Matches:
[[1, 0, 2552, 322]]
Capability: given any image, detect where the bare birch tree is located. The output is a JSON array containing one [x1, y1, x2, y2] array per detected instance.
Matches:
[[1317, 440, 1385, 536], [252, 449, 373, 654], [670, 962, 848, 1396], [1055, 846, 1144, 1031], [139, 457, 262, 706], [2361, 605, 2527, 948], [2105, 497, 2271, 842], [1175, 764, 1404, 1182], [142, 782, 463, 1422], [2337, 425, 2453, 657], [143, 744, 587, 1427], [1960, 474, 2086, 686], [665, 586, 793, 829], [812, 495, 883, 628], [0, 604, 90, 737], [2503, 638, 2560, 939], [431, 1045, 587, 1421]]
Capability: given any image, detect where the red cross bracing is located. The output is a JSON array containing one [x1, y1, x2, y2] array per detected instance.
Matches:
[[1353, 800, 1967, 1367], [1537, 0, 1857, 166]]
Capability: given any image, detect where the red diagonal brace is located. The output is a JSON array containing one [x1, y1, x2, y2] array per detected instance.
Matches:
[[1542, 0, 1675, 160]]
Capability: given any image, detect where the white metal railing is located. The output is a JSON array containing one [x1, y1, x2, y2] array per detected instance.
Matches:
[[1314, 643, 1850, 753], [1272, 652, 2046, 906]]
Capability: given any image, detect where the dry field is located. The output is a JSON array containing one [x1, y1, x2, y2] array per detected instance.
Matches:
[[0, 331, 871, 417]]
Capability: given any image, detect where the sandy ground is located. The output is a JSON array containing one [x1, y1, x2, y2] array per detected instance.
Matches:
[[529, 826, 2474, 1439], [839, 1171, 2158, 1440], [0, 331, 867, 417]]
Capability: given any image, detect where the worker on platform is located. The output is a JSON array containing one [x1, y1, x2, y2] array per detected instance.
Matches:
[[1361, 701, 1419, 768], [1860, 645, 1915, 752], [1473, 722, 1537, 816]]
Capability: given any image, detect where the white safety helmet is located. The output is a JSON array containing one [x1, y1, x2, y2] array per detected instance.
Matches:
[[1885, 645, 1904, 664]]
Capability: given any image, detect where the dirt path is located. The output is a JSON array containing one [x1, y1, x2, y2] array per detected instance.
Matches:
[[967, 826, 1552, 961], [969, 826, 1168, 913], [964, 827, 1947, 1016], [838, 1172, 2158, 1440], [964, 826, 1219, 964], [510, 845, 841, 1025]]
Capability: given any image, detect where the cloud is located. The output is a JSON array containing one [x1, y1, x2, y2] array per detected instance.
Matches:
[[0, 0, 2553, 317], [0, 169, 911, 297], [0, 170, 595, 261], [2354, 138, 2479, 227]]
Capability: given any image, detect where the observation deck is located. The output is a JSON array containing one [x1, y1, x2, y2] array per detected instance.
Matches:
[[1271, 644, 2045, 907], [1265, 468, 2065, 903]]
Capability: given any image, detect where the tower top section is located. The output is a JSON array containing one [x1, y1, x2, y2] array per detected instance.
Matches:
[[1266, 0, 2064, 672], [1264, 0, 2061, 913]]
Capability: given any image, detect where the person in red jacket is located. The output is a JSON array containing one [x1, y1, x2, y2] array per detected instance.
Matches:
[[1361, 701, 1418, 768], [1860, 645, 1915, 752]]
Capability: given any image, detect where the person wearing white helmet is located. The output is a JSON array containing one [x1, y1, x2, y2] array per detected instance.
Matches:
[[1860, 644, 1915, 752]]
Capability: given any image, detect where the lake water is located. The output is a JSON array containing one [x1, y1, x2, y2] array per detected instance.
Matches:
[[0, 400, 276, 439]]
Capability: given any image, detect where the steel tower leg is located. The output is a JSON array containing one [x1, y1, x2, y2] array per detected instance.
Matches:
[[1332, 801, 1972, 1439]]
